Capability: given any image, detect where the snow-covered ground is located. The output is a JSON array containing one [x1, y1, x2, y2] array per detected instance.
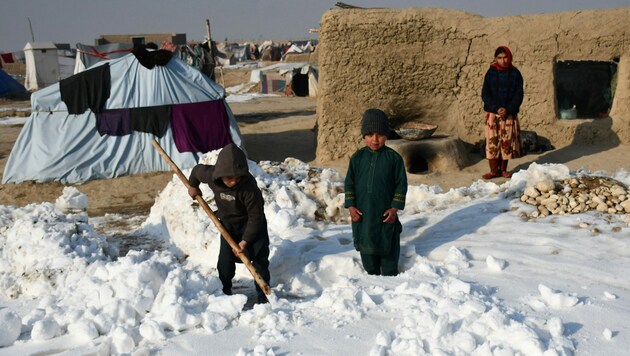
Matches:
[[0, 108, 29, 126], [225, 92, 280, 103], [1, 146, 629, 355], [0, 116, 27, 126]]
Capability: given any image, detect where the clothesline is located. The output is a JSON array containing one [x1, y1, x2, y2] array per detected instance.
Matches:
[[77, 46, 133, 60]]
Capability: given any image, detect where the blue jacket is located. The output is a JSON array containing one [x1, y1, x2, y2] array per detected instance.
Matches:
[[482, 66, 524, 115]]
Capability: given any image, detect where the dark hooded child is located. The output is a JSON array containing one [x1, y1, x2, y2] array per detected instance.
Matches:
[[187, 143, 271, 304]]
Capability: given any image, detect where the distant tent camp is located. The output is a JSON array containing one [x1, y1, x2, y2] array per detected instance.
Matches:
[[3, 50, 243, 184], [250, 62, 318, 97], [74, 43, 133, 74], [281, 44, 303, 60], [214, 42, 251, 66], [23, 42, 60, 91], [0, 69, 27, 98]]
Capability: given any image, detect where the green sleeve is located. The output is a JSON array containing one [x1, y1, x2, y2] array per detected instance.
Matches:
[[391, 154, 407, 210], [344, 155, 356, 208]]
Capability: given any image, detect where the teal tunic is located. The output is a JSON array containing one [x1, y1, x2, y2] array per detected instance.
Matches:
[[344, 146, 407, 255]]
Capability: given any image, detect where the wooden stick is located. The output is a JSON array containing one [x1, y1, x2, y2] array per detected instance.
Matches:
[[151, 140, 271, 295]]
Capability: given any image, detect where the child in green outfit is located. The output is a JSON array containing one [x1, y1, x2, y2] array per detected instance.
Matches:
[[344, 109, 408, 276]]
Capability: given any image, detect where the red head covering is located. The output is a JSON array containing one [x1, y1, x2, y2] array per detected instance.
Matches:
[[491, 46, 514, 71]]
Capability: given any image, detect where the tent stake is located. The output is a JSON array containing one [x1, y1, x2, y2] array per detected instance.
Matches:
[[151, 139, 272, 295]]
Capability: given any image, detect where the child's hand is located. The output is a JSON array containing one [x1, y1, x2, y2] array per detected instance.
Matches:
[[487, 115, 495, 128], [349, 206, 363, 222], [188, 186, 202, 199], [382, 208, 398, 224], [233, 240, 248, 256]]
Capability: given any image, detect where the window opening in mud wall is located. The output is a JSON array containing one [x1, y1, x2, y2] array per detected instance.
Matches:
[[555, 60, 618, 119]]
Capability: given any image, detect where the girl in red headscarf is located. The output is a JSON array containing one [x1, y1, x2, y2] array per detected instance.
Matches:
[[481, 46, 524, 179]]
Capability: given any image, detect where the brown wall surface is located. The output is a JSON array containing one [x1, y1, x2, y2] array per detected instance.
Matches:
[[315, 7, 630, 162], [96, 34, 187, 46]]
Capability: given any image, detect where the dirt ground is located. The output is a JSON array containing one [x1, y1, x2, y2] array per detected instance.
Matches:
[[0, 94, 318, 216], [2, 69, 630, 218]]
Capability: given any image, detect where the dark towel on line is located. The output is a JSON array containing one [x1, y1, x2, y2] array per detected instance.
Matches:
[[129, 105, 171, 137], [95, 108, 131, 136], [132, 46, 174, 69], [60, 63, 111, 114], [170, 100, 233, 153]]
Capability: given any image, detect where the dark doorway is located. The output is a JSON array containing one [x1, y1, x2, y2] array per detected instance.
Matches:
[[555, 60, 617, 119], [291, 71, 309, 97]]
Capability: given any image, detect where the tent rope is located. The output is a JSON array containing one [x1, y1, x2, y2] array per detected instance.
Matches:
[[77, 46, 132, 60]]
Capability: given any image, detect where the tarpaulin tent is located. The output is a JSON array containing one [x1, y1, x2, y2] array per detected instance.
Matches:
[[74, 43, 133, 74], [0, 68, 27, 98], [3, 51, 243, 184]]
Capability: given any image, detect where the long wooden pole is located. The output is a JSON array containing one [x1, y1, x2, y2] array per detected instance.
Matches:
[[27, 17, 35, 42], [151, 140, 271, 295], [205, 19, 212, 41]]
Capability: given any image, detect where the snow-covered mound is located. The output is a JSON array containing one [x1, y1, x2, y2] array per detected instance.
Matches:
[[1, 157, 629, 355]]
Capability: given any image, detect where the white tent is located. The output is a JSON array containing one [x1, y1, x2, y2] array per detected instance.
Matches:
[[302, 41, 315, 53], [250, 62, 318, 97], [23, 42, 59, 91], [281, 44, 303, 60], [3, 51, 243, 184]]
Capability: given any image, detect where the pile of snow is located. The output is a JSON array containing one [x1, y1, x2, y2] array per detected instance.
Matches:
[[55, 187, 88, 213], [225, 92, 279, 103], [1, 156, 629, 355]]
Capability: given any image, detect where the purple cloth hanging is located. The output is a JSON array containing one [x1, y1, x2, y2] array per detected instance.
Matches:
[[95, 108, 131, 136], [170, 100, 233, 153]]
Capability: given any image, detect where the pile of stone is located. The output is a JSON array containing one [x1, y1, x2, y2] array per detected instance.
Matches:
[[520, 176, 630, 218]]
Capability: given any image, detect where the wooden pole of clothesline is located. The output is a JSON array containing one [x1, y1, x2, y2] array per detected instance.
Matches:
[[205, 19, 212, 41], [205, 18, 223, 86]]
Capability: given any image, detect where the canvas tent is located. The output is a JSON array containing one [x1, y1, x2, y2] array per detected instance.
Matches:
[[3, 51, 243, 184], [74, 43, 133, 74], [0, 68, 27, 97], [214, 43, 251, 66], [250, 62, 318, 97], [23, 42, 60, 91], [281, 44, 304, 60]]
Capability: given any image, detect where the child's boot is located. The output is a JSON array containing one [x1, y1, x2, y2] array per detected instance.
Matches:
[[501, 160, 511, 178], [482, 159, 500, 179]]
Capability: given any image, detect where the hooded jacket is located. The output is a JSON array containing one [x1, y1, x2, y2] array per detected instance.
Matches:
[[188, 144, 267, 245]]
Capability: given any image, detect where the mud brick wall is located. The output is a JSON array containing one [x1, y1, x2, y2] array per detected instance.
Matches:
[[315, 7, 630, 162]]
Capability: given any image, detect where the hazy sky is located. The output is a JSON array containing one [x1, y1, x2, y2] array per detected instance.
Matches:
[[2, 0, 629, 52]]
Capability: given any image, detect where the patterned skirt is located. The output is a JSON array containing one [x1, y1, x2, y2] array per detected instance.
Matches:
[[484, 112, 523, 160]]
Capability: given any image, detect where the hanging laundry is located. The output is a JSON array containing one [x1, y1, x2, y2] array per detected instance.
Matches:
[[95, 108, 131, 136], [0, 53, 15, 63], [60, 63, 111, 114], [130, 105, 171, 137], [170, 100, 232, 152], [132, 46, 173, 69]]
